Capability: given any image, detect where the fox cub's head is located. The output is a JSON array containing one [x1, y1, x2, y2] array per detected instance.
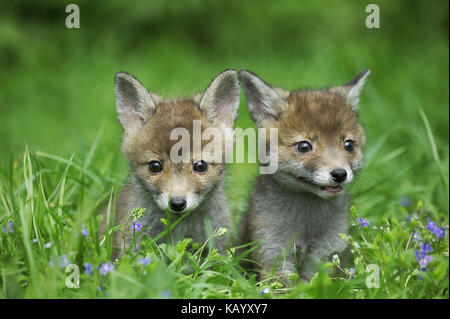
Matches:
[[115, 70, 240, 212], [240, 70, 370, 199]]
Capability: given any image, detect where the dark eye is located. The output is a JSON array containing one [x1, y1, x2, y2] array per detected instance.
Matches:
[[344, 140, 354, 152], [296, 141, 313, 153], [148, 161, 163, 174], [193, 160, 208, 173]]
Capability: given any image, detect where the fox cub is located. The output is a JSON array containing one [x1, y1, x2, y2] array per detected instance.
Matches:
[[101, 70, 240, 259], [239, 69, 370, 280]]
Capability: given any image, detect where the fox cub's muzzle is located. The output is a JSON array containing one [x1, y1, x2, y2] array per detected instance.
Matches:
[[169, 197, 187, 212], [330, 168, 348, 183]]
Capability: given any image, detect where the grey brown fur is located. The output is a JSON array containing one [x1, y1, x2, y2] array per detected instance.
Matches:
[[100, 70, 240, 259], [238, 69, 370, 280]]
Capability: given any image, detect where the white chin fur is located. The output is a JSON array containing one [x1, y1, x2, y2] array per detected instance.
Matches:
[[275, 171, 350, 199]]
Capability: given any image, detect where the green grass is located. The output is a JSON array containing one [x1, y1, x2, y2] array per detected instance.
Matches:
[[0, 0, 448, 298]]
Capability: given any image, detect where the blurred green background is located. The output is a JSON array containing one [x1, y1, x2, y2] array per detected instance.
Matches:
[[0, 0, 448, 223]]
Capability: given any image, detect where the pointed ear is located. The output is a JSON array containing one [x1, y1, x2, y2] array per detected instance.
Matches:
[[114, 72, 161, 133], [337, 69, 371, 113], [198, 69, 240, 127], [239, 70, 289, 126]]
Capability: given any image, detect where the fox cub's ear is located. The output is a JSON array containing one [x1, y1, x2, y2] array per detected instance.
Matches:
[[199, 69, 240, 127], [335, 69, 371, 113], [239, 70, 289, 126], [114, 72, 162, 133]]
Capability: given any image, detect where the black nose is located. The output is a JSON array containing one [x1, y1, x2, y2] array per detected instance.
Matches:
[[169, 197, 187, 212], [330, 168, 347, 183]]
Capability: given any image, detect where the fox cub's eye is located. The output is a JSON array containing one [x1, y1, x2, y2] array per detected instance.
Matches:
[[296, 141, 313, 153], [344, 140, 354, 152], [148, 161, 163, 174], [193, 160, 208, 173]]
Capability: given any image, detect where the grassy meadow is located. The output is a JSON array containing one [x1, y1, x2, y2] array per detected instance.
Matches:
[[0, 0, 448, 298]]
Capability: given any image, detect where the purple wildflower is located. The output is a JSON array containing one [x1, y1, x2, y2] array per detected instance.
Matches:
[[99, 262, 114, 276], [44, 242, 52, 249], [260, 287, 270, 295], [131, 221, 142, 232], [399, 196, 411, 207], [433, 227, 446, 239], [49, 259, 54, 267], [2, 221, 14, 233], [7, 221, 13, 233], [81, 225, 89, 237], [415, 249, 425, 262], [426, 219, 447, 239], [415, 242, 434, 272], [421, 242, 433, 253], [138, 257, 150, 266], [426, 219, 436, 232], [348, 267, 356, 280], [84, 262, 93, 275], [32, 238, 38, 243], [418, 255, 433, 271], [411, 231, 422, 243], [358, 218, 370, 228], [160, 290, 171, 299], [58, 254, 70, 267]]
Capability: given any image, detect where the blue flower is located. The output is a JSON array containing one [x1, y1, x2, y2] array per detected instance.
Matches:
[[415, 249, 424, 261], [160, 290, 171, 299], [426, 219, 436, 232], [84, 262, 93, 276], [433, 227, 446, 239], [99, 262, 114, 276], [7, 221, 14, 233], [399, 196, 411, 207], [49, 259, 54, 267], [58, 254, 70, 267], [415, 242, 434, 272], [410, 231, 422, 243], [138, 257, 150, 266], [44, 242, 52, 249], [260, 287, 270, 295], [418, 255, 433, 271], [2, 221, 14, 233], [406, 212, 419, 222], [358, 218, 370, 228], [426, 219, 447, 239], [348, 267, 356, 280], [131, 221, 142, 232], [421, 242, 433, 254], [81, 225, 89, 237]]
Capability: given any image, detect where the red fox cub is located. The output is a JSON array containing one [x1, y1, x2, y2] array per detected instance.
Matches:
[[101, 70, 240, 259], [239, 69, 370, 280]]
